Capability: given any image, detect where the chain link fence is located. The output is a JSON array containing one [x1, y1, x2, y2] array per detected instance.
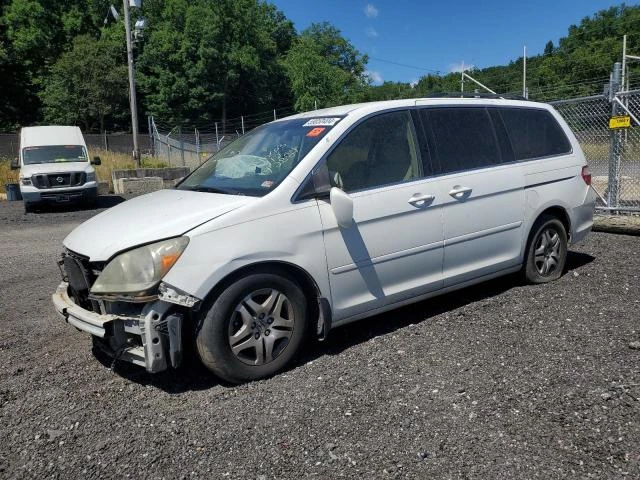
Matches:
[[552, 89, 640, 212], [150, 121, 234, 170], [0, 133, 150, 158], [149, 94, 640, 214]]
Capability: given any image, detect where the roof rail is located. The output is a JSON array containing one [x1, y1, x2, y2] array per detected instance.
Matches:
[[423, 92, 529, 101]]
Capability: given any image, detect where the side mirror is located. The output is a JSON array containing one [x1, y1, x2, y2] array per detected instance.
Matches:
[[10, 157, 19, 170], [91, 156, 101, 166], [330, 187, 353, 229]]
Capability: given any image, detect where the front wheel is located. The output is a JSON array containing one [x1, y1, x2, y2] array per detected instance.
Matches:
[[196, 272, 308, 384], [523, 215, 568, 284]]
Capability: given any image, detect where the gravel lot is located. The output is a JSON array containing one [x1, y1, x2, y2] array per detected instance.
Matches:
[[1, 197, 639, 479]]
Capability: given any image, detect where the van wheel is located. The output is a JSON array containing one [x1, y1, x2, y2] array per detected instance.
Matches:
[[24, 202, 35, 213], [196, 273, 308, 384], [524, 214, 567, 284]]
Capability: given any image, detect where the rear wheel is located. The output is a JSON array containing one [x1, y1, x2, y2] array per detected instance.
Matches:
[[196, 273, 308, 384], [524, 215, 568, 284]]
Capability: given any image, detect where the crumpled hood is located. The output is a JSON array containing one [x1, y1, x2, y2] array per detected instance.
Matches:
[[20, 161, 92, 178], [64, 189, 255, 261]]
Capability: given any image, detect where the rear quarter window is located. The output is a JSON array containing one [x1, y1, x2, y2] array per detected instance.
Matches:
[[499, 108, 572, 161]]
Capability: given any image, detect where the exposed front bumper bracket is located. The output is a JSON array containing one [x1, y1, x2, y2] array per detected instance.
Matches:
[[52, 282, 182, 372]]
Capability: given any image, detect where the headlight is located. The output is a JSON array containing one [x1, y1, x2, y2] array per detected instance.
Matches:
[[86, 172, 96, 182], [20, 177, 32, 186], [90, 237, 189, 296]]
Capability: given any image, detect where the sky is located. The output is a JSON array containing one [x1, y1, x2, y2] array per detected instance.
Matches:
[[270, 0, 637, 85]]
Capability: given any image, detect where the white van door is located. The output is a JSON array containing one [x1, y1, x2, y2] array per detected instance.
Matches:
[[317, 110, 444, 321], [416, 106, 525, 287]]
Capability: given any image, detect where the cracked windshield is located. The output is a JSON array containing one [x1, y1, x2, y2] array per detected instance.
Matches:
[[177, 118, 339, 196]]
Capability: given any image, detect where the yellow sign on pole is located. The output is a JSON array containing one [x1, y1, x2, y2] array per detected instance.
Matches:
[[609, 115, 631, 129]]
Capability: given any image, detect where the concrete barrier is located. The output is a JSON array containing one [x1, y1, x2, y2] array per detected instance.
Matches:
[[115, 177, 164, 196], [111, 167, 190, 191]]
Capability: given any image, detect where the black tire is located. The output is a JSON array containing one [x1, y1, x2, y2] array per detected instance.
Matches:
[[523, 214, 568, 284], [196, 273, 308, 384], [24, 202, 35, 213]]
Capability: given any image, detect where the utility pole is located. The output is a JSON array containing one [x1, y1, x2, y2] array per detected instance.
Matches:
[[460, 61, 464, 95], [123, 0, 140, 167]]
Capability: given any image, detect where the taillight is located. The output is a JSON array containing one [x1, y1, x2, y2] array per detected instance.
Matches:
[[581, 165, 592, 186]]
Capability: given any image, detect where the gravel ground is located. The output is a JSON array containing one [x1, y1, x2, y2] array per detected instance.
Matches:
[[0, 197, 639, 479]]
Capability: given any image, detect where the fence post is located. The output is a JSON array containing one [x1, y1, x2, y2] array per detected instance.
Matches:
[[103, 131, 108, 151], [148, 116, 154, 157], [273, 109, 276, 121], [241, 116, 245, 135], [215, 122, 219, 151], [608, 62, 623, 209], [178, 126, 185, 167], [195, 128, 200, 164]]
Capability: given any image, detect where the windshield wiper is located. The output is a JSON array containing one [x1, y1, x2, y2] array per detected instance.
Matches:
[[181, 186, 237, 195]]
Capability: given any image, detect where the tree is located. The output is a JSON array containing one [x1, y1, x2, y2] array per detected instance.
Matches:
[[137, 0, 295, 127], [283, 22, 369, 111], [0, 0, 116, 130], [40, 31, 128, 131], [544, 40, 554, 55]]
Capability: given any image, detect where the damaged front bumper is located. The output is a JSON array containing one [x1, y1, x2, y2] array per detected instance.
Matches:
[[52, 282, 184, 373]]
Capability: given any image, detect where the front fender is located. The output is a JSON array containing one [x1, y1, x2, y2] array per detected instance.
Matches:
[[162, 202, 331, 306]]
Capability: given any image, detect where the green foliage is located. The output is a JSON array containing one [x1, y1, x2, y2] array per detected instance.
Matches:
[[283, 22, 369, 111], [1, 2, 640, 131], [40, 30, 128, 131], [0, 0, 115, 130], [137, 0, 295, 126]]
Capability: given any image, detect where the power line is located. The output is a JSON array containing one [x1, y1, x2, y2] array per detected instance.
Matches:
[[368, 56, 441, 74]]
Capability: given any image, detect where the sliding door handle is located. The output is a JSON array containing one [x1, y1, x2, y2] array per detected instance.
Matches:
[[449, 185, 472, 199], [408, 193, 435, 207]]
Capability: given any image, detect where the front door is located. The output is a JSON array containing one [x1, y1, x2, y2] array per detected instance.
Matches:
[[317, 110, 444, 321]]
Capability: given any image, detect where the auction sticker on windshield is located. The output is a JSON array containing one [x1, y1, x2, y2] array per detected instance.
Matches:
[[302, 117, 341, 127], [306, 127, 326, 137]]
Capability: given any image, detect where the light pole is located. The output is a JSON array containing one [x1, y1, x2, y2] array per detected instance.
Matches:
[[123, 0, 140, 166]]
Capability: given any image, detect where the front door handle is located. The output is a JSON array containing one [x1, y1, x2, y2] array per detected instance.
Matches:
[[449, 185, 472, 199], [408, 193, 435, 207]]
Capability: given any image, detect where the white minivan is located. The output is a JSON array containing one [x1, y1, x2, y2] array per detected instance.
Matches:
[[11, 126, 101, 212], [52, 98, 596, 383]]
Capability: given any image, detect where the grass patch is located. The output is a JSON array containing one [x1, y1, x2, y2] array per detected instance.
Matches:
[[0, 158, 19, 193], [0, 150, 168, 194]]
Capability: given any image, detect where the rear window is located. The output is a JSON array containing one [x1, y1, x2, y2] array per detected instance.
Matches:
[[499, 108, 572, 161]]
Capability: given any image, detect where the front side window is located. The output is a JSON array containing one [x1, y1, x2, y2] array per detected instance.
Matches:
[[22, 145, 88, 165], [325, 110, 423, 192], [499, 108, 572, 161], [420, 107, 500, 174], [178, 118, 338, 196]]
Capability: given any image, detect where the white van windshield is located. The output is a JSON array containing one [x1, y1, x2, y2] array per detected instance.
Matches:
[[22, 145, 88, 165], [177, 118, 340, 197]]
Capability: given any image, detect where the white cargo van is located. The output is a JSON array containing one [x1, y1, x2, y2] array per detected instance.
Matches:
[[52, 98, 596, 384], [11, 126, 101, 212]]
